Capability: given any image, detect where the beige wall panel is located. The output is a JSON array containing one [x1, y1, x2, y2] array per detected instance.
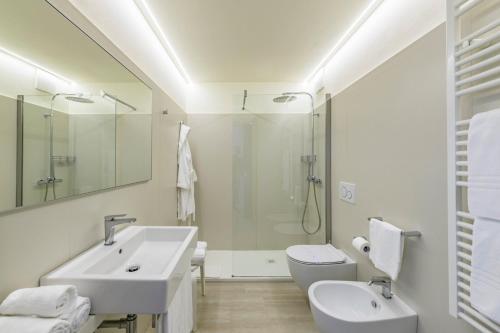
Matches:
[[330, 25, 475, 333]]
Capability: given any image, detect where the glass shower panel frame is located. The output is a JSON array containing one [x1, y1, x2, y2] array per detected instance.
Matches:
[[231, 93, 327, 277]]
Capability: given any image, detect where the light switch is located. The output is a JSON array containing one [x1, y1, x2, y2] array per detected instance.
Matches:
[[339, 182, 356, 204]]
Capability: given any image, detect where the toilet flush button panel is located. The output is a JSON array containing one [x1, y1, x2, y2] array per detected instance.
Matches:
[[339, 182, 356, 204]]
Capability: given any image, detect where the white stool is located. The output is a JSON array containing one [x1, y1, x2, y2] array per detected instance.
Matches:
[[191, 241, 207, 296]]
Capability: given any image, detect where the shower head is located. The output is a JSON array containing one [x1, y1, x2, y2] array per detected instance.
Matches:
[[65, 96, 94, 104], [272, 95, 297, 104]]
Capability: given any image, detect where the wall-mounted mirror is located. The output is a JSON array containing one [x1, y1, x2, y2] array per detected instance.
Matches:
[[0, 1, 152, 212]]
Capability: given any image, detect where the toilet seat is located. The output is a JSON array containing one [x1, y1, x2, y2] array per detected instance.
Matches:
[[286, 244, 347, 265]]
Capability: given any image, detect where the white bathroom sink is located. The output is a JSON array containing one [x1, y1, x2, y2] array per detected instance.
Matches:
[[41, 226, 197, 315], [308, 281, 417, 333]]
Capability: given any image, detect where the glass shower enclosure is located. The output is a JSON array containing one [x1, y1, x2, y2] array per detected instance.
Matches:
[[231, 92, 328, 277], [15, 92, 149, 208]]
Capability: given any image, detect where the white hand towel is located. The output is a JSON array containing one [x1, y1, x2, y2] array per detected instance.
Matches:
[[158, 270, 193, 333], [192, 247, 206, 266], [471, 218, 500, 324], [60, 297, 90, 333], [197, 241, 207, 249], [0, 316, 71, 333], [0, 285, 77, 318], [467, 109, 500, 323], [467, 109, 500, 220], [369, 218, 404, 280]]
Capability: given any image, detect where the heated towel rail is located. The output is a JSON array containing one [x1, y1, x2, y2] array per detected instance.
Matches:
[[447, 0, 500, 332]]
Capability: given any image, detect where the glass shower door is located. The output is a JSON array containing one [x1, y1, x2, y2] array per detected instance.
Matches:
[[231, 93, 326, 277], [20, 94, 116, 206]]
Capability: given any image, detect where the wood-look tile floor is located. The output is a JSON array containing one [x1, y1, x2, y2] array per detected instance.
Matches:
[[196, 282, 319, 333]]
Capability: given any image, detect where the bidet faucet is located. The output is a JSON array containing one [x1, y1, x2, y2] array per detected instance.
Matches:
[[104, 214, 136, 246], [368, 276, 392, 299]]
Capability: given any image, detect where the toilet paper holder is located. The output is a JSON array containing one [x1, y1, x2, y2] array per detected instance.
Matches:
[[367, 217, 422, 238]]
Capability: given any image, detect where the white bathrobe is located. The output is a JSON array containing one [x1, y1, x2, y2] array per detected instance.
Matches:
[[177, 124, 197, 223]]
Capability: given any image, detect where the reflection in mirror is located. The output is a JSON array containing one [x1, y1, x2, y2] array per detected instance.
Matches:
[[116, 99, 152, 187], [0, 1, 152, 212]]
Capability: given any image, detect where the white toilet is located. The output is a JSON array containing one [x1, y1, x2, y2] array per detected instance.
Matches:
[[286, 244, 357, 291]]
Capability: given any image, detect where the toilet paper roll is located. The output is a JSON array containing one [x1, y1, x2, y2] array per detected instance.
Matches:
[[352, 237, 370, 256]]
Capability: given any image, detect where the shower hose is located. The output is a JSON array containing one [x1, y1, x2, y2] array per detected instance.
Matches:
[[301, 164, 322, 235]]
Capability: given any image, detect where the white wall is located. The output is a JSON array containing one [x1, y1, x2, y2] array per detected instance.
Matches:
[[65, 0, 188, 109], [309, 0, 446, 96]]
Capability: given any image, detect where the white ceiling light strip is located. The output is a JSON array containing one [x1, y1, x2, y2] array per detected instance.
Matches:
[[304, 0, 384, 83], [133, 0, 192, 84]]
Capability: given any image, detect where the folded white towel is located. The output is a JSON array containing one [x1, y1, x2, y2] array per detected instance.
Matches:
[[471, 218, 500, 324], [369, 218, 404, 280], [193, 247, 206, 258], [197, 241, 207, 249], [0, 316, 71, 333], [158, 270, 193, 333], [467, 109, 500, 220], [192, 247, 206, 266], [60, 297, 90, 333], [0, 285, 77, 318]]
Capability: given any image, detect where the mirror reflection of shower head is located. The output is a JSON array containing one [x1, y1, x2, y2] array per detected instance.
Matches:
[[50, 93, 94, 104], [272, 95, 297, 103], [282, 91, 314, 99]]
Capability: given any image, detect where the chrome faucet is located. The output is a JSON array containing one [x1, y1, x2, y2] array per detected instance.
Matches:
[[104, 214, 136, 246], [368, 276, 392, 299]]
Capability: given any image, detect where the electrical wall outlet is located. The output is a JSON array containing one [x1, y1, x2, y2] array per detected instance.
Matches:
[[339, 182, 356, 204]]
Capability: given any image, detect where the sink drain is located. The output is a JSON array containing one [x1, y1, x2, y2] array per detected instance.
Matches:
[[371, 300, 378, 309], [126, 264, 140, 273]]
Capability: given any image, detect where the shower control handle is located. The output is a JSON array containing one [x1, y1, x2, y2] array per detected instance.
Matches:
[[308, 175, 322, 184]]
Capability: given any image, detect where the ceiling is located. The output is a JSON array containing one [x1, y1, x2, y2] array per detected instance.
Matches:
[[146, 0, 370, 82]]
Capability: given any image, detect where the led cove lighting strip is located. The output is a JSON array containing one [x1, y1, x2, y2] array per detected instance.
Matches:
[[133, 0, 192, 84], [304, 0, 384, 83], [0, 46, 74, 85]]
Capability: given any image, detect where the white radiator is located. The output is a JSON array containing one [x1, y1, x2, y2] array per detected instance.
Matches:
[[447, 0, 500, 332]]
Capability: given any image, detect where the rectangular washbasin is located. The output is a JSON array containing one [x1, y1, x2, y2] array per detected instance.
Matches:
[[40, 226, 197, 315]]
